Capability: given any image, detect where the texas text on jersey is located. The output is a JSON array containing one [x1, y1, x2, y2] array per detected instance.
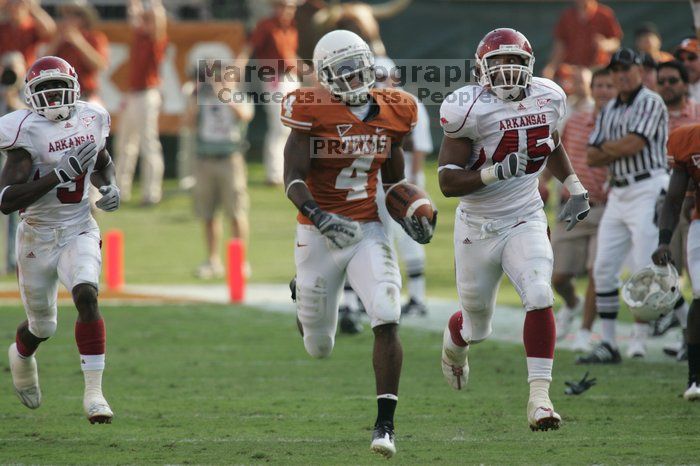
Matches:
[[281, 86, 417, 224], [439, 76, 567, 218], [0, 100, 110, 227]]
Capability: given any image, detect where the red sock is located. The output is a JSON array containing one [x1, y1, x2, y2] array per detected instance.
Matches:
[[523, 307, 555, 358], [75, 319, 106, 355], [15, 333, 38, 357], [448, 311, 468, 347]]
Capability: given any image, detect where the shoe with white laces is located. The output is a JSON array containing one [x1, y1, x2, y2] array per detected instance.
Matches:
[[626, 328, 647, 359], [84, 393, 113, 424], [576, 342, 622, 364], [441, 327, 468, 390], [555, 297, 582, 341], [571, 329, 592, 352], [527, 380, 561, 431], [8, 343, 41, 409], [370, 422, 396, 458], [684, 381, 700, 401]]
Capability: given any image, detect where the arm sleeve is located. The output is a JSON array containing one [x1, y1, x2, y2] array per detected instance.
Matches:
[[627, 95, 665, 142], [439, 89, 478, 139], [280, 90, 314, 131], [0, 111, 30, 151]]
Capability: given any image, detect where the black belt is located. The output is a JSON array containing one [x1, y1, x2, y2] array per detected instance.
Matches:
[[610, 172, 651, 188]]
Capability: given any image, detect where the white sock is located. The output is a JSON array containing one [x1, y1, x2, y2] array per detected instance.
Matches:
[[407, 274, 426, 303], [80, 354, 105, 372], [529, 379, 553, 407], [526, 357, 553, 383], [600, 319, 617, 347]]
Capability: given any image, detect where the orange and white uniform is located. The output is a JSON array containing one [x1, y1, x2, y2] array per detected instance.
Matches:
[[281, 87, 417, 358], [668, 125, 700, 298]]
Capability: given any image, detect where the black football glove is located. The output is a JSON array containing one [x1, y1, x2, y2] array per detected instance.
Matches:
[[564, 371, 597, 395]]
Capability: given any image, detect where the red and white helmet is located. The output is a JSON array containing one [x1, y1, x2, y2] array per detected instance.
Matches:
[[475, 28, 534, 101], [24, 56, 80, 121]]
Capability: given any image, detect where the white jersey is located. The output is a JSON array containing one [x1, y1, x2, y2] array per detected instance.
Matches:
[[440, 77, 566, 218], [0, 101, 110, 227]]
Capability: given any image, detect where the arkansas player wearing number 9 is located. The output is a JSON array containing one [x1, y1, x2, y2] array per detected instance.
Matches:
[[438, 28, 590, 431], [0, 56, 119, 424], [282, 30, 429, 458]]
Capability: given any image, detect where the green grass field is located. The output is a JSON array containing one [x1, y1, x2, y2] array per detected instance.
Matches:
[[0, 161, 695, 464], [0, 304, 698, 464]]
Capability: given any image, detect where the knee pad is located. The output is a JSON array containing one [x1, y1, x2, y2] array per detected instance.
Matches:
[[29, 316, 57, 339], [369, 282, 401, 327], [463, 309, 492, 344], [523, 282, 554, 311], [303, 334, 334, 359]]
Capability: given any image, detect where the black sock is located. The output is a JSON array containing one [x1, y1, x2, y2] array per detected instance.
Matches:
[[688, 343, 700, 384], [376, 396, 397, 426]]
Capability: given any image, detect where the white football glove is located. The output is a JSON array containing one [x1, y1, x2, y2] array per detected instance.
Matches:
[[558, 192, 590, 231], [398, 211, 437, 245], [95, 185, 120, 212], [481, 152, 528, 184], [311, 210, 363, 249], [54, 141, 97, 183]]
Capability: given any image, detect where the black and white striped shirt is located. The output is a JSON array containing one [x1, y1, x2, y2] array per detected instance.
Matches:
[[588, 86, 668, 180]]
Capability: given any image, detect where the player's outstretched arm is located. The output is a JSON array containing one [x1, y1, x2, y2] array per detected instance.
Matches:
[[0, 148, 61, 214], [91, 149, 120, 212], [653, 167, 690, 265], [283, 129, 362, 249]]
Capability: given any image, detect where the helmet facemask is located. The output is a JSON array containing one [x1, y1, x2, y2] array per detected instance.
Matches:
[[25, 76, 80, 121], [318, 51, 375, 106], [477, 49, 534, 101]]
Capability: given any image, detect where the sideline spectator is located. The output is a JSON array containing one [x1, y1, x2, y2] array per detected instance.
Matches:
[[543, 0, 622, 79], [549, 67, 616, 352], [641, 53, 658, 92], [554, 64, 594, 132], [240, 0, 300, 186], [634, 22, 674, 64], [0, 0, 55, 65], [44, 0, 108, 102], [674, 38, 700, 101], [182, 68, 254, 279], [115, 0, 168, 206], [0, 51, 26, 276]]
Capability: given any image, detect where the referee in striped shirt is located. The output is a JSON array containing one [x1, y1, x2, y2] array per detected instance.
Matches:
[[578, 48, 686, 363]]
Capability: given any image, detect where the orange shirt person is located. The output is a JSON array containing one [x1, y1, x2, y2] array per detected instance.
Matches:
[[543, 0, 622, 78], [0, 0, 55, 65], [44, 1, 108, 101]]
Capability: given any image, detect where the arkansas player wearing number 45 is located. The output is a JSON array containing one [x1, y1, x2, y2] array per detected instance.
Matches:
[[438, 28, 590, 431], [0, 56, 119, 424], [283, 30, 434, 458]]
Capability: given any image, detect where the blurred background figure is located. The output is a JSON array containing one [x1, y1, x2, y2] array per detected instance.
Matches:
[[543, 0, 622, 79], [0, 0, 55, 65], [115, 0, 168, 206], [0, 51, 26, 276], [241, 0, 300, 186], [44, 0, 108, 103], [640, 52, 658, 92], [182, 65, 253, 280], [634, 22, 674, 64], [674, 38, 700, 101], [554, 64, 593, 132]]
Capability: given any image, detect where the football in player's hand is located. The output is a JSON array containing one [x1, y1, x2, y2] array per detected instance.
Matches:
[[385, 182, 435, 224]]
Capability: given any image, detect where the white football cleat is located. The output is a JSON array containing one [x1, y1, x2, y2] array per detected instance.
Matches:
[[441, 327, 468, 390], [370, 422, 396, 458], [8, 343, 41, 409], [555, 298, 582, 341], [527, 382, 561, 431], [684, 382, 700, 401], [84, 394, 113, 424], [626, 335, 647, 359]]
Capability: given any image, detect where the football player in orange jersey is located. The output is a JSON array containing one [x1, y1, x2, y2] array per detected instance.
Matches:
[[282, 30, 433, 458], [652, 124, 700, 401]]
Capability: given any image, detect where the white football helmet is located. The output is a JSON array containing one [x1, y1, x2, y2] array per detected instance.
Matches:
[[313, 30, 375, 105], [24, 56, 80, 122], [622, 264, 681, 321]]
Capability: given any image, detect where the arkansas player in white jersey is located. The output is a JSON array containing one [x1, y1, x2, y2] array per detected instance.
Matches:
[[437, 29, 590, 431], [0, 57, 120, 423]]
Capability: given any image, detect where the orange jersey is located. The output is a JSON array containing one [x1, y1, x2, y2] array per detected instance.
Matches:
[[281, 87, 417, 224], [668, 124, 700, 220]]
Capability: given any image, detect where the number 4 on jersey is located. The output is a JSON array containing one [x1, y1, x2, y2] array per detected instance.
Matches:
[[335, 155, 375, 201]]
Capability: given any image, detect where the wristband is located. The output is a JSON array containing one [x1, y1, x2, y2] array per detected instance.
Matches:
[[480, 165, 499, 185], [659, 228, 673, 245], [300, 200, 320, 220], [563, 174, 586, 196]]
